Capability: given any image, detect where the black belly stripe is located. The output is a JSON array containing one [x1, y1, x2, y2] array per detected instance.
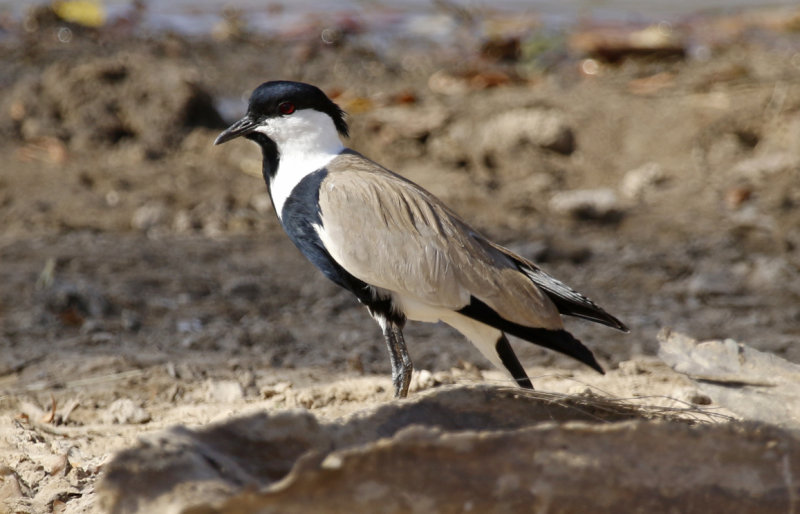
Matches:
[[279, 168, 403, 324]]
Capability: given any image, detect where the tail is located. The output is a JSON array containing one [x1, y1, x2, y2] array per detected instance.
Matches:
[[489, 242, 629, 332], [458, 296, 605, 374], [441, 313, 535, 388]]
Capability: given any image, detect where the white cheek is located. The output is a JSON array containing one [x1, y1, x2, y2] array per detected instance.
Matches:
[[253, 123, 276, 137], [254, 111, 344, 219], [252, 115, 308, 145]]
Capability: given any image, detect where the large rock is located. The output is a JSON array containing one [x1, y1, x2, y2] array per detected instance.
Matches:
[[98, 385, 800, 514], [658, 329, 800, 428]]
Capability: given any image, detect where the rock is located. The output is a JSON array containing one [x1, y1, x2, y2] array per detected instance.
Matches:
[[725, 186, 752, 209], [103, 399, 151, 425], [260, 381, 292, 399], [3, 53, 224, 154], [745, 257, 800, 294], [427, 69, 471, 96], [732, 152, 797, 183], [365, 105, 448, 140], [627, 71, 676, 95], [224, 278, 262, 301], [13, 136, 69, 165], [688, 392, 712, 405], [0, 468, 24, 503], [131, 202, 168, 232], [409, 368, 436, 392], [40, 281, 112, 326], [549, 188, 625, 222], [480, 108, 575, 155], [685, 269, 741, 297], [250, 193, 273, 215], [616, 360, 646, 376], [176, 318, 203, 333], [658, 329, 800, 428], [570, 24, 686, 62], [98, 386, 800, 514], [426, 117, 474, 165], [427, 70, 516, 95], [204, 380, 244, 403], [620, 162, 665, 200], [120, 310, 142, 332], [99, 410, 328, 513], [480, 36, 522, 62], [31, 475, 80, 514]]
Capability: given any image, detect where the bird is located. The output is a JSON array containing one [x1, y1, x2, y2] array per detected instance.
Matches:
[[215, 80, 628, 398]]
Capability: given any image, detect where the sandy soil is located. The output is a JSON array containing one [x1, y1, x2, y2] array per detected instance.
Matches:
[[1, 5, 800, 513]]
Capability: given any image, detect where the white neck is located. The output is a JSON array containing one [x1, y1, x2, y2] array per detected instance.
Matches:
[[253, 110, 344, 218]]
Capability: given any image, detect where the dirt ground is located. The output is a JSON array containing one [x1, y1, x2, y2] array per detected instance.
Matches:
[[1, 5, 800, 513]]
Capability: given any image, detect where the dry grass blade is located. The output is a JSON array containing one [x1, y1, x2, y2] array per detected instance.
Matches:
[[514, 388, 733, 425], [0, 369, 146, 402], [41, 393, 57, 424]]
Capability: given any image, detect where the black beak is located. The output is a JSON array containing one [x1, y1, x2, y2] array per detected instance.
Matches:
[[214, 116, 258, 145]]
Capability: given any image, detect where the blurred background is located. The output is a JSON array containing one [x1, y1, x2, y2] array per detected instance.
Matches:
[[1, 1, 800, 508]]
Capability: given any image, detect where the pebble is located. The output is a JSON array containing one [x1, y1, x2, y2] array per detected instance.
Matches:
[[686, 270, 740, 297], [366, 105, 449, 140], [549, 188, 625, 222], [261, 381, 292, 399], [746, 256, 797, 293], [224, 278, 262, 301], [176, 318, 203, 333], [121, 309, 142, 332], [172, 210, 193, 233], [131, 202, 168, 231], [617, 360, 646, 376], [204, 380, 244, 403], [410, 369, 436, 392], [620, 162, 665, 199], [480, 108, 575, 155], [250, 193, 273, 215], [42, 281, 112, 321], [732, 152, 796, 182], [103, 398, 151, 425]]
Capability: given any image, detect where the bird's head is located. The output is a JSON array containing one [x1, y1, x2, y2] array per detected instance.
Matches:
[[214, 81, 348, 152]]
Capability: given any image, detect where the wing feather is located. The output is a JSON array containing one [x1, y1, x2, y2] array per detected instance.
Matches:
[[487, 241, 629, 332], [316, 152, 563, 330]]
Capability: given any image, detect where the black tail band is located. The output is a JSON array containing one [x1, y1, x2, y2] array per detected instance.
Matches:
[[459, 297, 605, 374]]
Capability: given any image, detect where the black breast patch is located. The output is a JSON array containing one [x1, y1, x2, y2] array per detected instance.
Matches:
[[279, 169, 399, 321]]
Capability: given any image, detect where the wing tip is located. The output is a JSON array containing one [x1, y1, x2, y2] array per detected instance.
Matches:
[[586, 352, 606, 375], [560, 302, 630, 333], [509, 257, 630, 333], [604, 313, 630, 333]]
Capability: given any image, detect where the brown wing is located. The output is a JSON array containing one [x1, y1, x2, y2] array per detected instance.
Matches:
[[316, 152, 563, 330]]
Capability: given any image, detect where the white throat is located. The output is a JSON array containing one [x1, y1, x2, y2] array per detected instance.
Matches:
[[253, 109, 344, 218]]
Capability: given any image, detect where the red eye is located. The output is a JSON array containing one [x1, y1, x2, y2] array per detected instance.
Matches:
[[278, 102, 295, 115]]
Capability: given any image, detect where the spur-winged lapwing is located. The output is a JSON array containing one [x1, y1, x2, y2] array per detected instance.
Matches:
[[215, 80, 628, 398]]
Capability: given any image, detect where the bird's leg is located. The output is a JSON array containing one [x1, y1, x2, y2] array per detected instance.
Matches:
[[382, 320, 413, 398]]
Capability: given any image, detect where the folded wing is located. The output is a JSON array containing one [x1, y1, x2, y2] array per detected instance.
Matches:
[[315, 152, 563, 331]]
